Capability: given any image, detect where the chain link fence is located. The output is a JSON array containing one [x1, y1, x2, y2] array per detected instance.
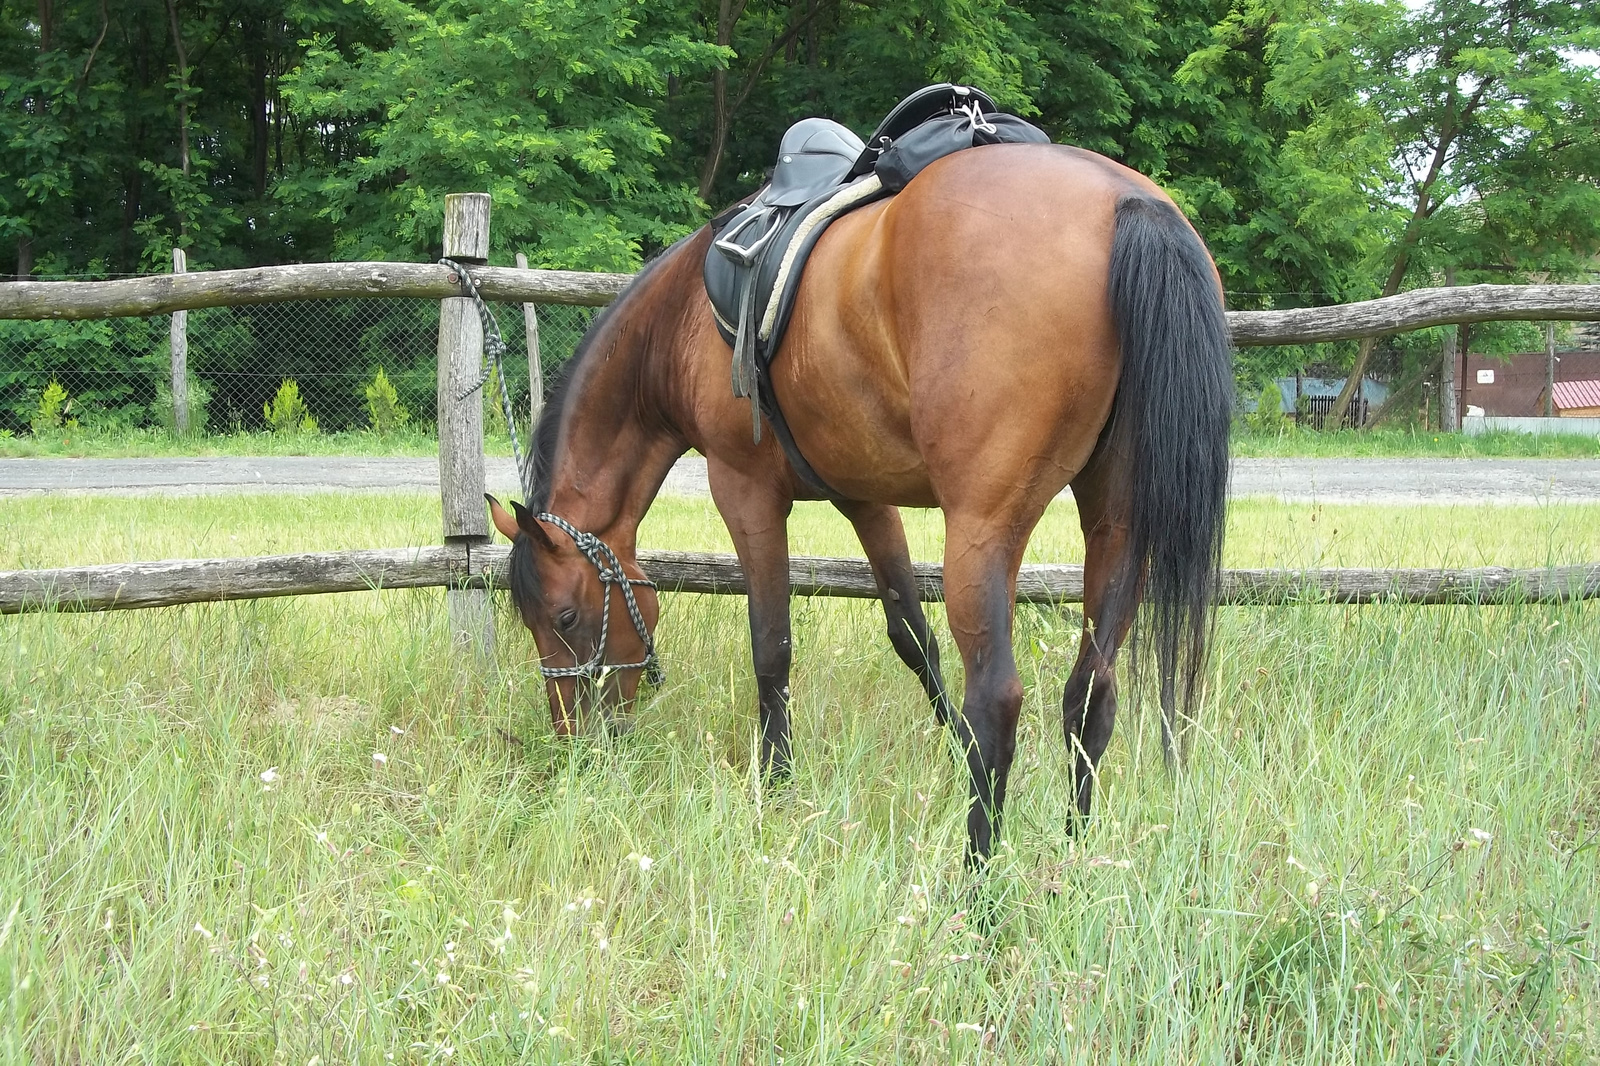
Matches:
[[0, 298, 597, 440]]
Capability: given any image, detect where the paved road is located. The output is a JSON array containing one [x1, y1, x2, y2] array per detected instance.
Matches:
[[3, 455, 1600, 504]]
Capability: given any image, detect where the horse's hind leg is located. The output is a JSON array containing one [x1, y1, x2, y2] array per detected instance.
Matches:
[[940, 509, 1039, 864], [833, 500, 956, 726], [1062, 452, 1141, 821]]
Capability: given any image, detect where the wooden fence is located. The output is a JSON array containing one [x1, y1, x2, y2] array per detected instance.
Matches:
[[3, 192, 1598, 644], [3, 548, 1597, 615]]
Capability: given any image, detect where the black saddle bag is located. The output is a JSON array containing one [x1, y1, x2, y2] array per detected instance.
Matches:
[[875, 112, 1050, 192]]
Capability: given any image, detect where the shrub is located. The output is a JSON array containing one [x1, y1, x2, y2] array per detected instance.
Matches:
[[1245, 379, 1286, 433], [264, 378, 318, 435], [363, 366, 410, 435], [152, 378, 211, 436], [29, 379, 76, 436]]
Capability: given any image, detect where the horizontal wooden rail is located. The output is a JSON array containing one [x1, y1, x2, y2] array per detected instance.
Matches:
[[0, 263, 631, 320], [0, 266, 1593, 346], [1224, 283, 1600, 346], [3, 546, 1596, 615]]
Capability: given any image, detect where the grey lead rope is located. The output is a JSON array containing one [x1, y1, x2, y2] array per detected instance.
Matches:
[[440, 257, 534, 502], [439, 260, 663, 688]]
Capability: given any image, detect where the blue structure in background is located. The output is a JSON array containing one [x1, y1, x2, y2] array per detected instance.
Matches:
[[1242, 377, 1390, 413]]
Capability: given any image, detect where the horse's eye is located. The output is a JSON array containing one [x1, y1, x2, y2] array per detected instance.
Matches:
[[557, 608, 579, 631]]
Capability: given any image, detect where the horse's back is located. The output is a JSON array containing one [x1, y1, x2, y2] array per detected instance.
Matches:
[[773, 143, 1160, 509]]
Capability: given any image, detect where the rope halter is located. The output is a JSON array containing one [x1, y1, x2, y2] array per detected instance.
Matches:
[[533, 512, 665, 687]]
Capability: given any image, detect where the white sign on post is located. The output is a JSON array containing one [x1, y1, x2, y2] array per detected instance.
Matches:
[[1476, 368, 1495, 384]]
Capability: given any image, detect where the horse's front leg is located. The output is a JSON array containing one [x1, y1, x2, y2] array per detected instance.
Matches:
[[708, 463, 796, 778], [833, 500, 955, 726]]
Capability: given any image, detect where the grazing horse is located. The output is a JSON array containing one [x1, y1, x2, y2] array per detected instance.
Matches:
[[487, 142, 1232, 862]]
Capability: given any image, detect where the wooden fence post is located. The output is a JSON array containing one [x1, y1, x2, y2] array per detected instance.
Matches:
[[515, 252, 544, 441], [1440, 268, 1457, 432], [170, 247, 189, 435], [1545, 323, 1557, 418], [1440, 326, 1457, 431], [439, 193, 495, 657]]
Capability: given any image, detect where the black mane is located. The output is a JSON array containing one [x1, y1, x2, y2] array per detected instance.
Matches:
[[525, 239, 691, 514], [509, 232, 699, 620]]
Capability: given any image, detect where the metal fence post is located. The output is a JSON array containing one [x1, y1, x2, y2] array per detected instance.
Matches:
[[170, 247, 189, 435], [515, 252, 544, 438], [438, 193, 495, 658]]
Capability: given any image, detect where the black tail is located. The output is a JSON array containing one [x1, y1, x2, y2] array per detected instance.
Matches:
[[1105, 196, 1234, 764]]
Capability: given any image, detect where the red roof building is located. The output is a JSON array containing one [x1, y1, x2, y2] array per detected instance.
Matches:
[[1460, 350, 1600, 417], [1551, 379, 1600, 417]]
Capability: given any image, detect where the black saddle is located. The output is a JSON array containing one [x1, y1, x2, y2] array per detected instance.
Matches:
[[702, 84, 1049, 496]]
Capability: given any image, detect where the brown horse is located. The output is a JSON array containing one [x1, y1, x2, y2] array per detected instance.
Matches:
[[487, 142, 1232, 862]]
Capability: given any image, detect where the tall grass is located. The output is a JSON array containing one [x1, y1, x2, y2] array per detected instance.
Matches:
[[1, 496, 1596, 1062]]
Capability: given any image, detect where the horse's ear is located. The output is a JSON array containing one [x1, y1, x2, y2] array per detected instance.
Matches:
[[486, 495, 522, 542], [509, 499, 555, 550]]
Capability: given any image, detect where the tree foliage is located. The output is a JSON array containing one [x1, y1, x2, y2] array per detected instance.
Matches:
[[2, 0, 1596, 322]]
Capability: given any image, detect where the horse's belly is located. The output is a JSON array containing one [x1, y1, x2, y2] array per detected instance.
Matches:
[[769, 338, 939, 507]]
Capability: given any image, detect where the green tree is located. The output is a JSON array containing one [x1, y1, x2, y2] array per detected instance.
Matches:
[[0, 0, 386, 275], [278, 0, 726, 269], [652, 0, 1043, 208], [1320, 0, 1600, 426]]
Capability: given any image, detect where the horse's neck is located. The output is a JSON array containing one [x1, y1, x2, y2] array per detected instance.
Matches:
[[541, 256, 693, 551]]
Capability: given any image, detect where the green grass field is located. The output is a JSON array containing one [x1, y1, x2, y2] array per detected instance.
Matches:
[[1230, 426, 1600, 459], [2, 495, 1597, 1063], [6, 422, 1599, 459]]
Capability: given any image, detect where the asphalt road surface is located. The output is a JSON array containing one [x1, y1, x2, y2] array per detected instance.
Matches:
[[5, 455, 1600, 504]]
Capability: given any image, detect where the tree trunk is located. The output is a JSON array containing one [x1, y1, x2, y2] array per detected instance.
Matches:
[[165, 0, 190, 177], [121, 168, 141, 271], [165, 0, 191, 244], [696, 0, 829, 202], [697, 0, 738, 201], [22, 1, 51, 281], [1324, 94, 1477, 429], [251, 24, 269, 199]]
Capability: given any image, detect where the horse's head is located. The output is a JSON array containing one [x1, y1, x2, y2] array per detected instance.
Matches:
[[488, 495, 661, 735]]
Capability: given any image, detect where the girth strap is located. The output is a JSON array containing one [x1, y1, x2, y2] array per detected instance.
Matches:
[[758, 374, 845, 501]]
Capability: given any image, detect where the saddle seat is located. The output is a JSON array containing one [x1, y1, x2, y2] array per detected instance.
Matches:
[[701, 84, 1049, 496]]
